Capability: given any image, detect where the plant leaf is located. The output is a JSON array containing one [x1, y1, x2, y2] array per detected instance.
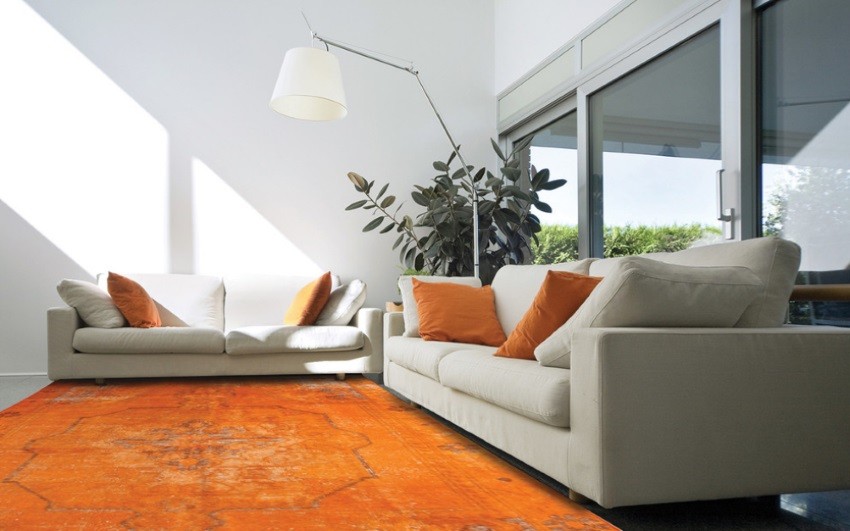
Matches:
[[345, 199, 367, 210], [491, 138, 507, 161], [362, 217, 384, 232], [541, 178, 567, 190], [511, 135, 533, 155], [433, 160, 450, 172], [347, 172, 367, 190], [380, 195, 396, 208], [501, 167, 522, 181], [376, 183, 389, 200], [534, 200, 553, 213], [411, 191, 429, 206], [447, 148, 458, 166], [380, 222, 395, 234], [392, 234, 405, 250]]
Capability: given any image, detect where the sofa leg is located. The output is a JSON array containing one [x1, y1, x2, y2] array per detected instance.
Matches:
[[568, 489, 591, 504], [335, 373, 346, 381], [94, 378, 106, 386], [409, 401, 420, 409]]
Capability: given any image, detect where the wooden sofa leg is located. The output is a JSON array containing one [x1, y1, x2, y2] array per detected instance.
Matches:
[[569, 489, 591, 504], [335, 373, 346, 381], [94, 378, 106, 386]]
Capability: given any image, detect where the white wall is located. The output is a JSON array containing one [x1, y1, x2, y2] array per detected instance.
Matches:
[[0, 0, 495, 374], [494, 0, 621, 93]]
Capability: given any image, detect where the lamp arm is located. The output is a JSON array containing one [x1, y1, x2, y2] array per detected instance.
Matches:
[[313, 32, 481, 279]]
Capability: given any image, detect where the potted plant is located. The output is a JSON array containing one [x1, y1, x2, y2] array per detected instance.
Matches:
[[345, 138, 565, 285]]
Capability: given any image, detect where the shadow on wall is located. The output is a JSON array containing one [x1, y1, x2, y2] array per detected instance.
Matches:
[[0, 0, 322, 278], [0, 201, 91, 374]]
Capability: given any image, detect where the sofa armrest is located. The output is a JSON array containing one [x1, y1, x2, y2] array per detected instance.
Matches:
[[47, 306, 83, 381], [384, 311, 405, 339], [353, 307, 383, 373], [568, 325, 850, 508]]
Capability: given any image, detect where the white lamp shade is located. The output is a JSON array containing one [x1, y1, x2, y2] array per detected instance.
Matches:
[[270, 47, 348, 121]]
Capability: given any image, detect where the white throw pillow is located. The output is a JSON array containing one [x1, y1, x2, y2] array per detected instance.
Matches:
[[56, 279, 126, 328], [316, 280, 367, 325], [535, 256, 763, 369], [398, 275, 482, 337]]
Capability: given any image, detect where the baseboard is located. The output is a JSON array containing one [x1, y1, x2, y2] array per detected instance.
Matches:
[[0, 372, 48, 377]]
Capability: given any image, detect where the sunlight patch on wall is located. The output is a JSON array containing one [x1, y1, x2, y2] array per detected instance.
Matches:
[[0, 0, 168, 275], [191, 158, 321, 276]]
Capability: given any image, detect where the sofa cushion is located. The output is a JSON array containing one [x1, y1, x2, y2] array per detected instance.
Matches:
[[413, 280, 506, 347], [283, 272, 333, 326], [223, 274, 340, 332], [99, 273, 224, 330], [536, 257, 763, 369], [587, 237, 800, 327], [439, 350, 571, 428], [490, 259, 596, 335], [225, 325, 363, 355], [57, 279, 126, 328], [316, 280, 367, 325], [385, 336, 493, 382], [398, 275, 482, 337], [106, 272, 162, 328], [495, 270, 601, 360], [73, 327, 225, 354]]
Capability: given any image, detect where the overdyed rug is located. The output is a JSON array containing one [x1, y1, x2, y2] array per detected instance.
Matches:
[[0, 376, 615, 529]]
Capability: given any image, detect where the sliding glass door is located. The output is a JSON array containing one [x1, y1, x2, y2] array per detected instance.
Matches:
[[759, 0, 850, 325], [588, 27, 722, 257]]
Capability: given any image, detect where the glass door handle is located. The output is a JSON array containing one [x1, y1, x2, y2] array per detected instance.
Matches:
[[716, 169, 734, 222]]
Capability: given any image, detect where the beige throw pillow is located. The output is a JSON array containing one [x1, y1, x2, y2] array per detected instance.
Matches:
[[535, 256, 763, 369], [57, 279, 126, 328], [398, 275, 482, 337], [316, 280, 367, 325]]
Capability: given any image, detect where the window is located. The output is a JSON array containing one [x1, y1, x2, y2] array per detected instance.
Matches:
[[524, 112, 579, 264], [759, 0, 850, 326], [588, 27, 722, 258]]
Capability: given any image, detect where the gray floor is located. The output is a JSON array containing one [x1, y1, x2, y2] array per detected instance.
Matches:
[[0, 375, 52, 410]]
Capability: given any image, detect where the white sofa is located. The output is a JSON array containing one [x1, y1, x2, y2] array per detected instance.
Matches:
[[383, 238, 850, 508], [48, 273, 382, 381]]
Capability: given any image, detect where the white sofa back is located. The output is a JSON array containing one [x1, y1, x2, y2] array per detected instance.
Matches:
[[99, 273, 224, 329], [490, 259, 596, 334], [588, 237, 801, 327], [222, 274, 340, 332]]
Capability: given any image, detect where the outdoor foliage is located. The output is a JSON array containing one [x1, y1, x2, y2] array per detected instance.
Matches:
[[532, 223, 720, 264]]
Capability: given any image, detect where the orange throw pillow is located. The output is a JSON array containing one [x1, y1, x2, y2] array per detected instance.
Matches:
[[495, 270, 601, 360], [284, 272, 333, 325], [412, 279, 506, 347], [106, 272, 162, 328]]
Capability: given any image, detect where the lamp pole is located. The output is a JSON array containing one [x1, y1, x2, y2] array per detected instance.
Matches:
[[310, 31, 481, 279]]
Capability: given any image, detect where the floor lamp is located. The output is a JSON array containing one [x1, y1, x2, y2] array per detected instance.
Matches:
[[269, 17, 481, 279]]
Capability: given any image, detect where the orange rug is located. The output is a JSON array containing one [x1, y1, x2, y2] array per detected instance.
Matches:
[[0, 376, 615, 530]]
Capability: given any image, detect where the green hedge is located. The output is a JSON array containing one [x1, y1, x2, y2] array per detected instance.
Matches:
[[532, 224, 720, 264]]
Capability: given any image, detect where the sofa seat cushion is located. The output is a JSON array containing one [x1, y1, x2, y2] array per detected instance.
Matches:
[[225, 325, 363, 355], [385, 336, 494, 382], [73, 327, 225, 354], [439, 350, 571, 428]]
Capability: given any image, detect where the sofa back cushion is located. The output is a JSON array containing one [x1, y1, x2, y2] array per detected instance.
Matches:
[[99, 273, 224, 329], [223, 274, 340, 331], [535, 257, 764, 369], [587, 237, 800, 327], [490, 259, 596, 335]]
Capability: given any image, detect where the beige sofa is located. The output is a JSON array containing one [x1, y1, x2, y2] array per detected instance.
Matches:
[[383, 237, 850, 508], [48, 273, 382, 381]]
